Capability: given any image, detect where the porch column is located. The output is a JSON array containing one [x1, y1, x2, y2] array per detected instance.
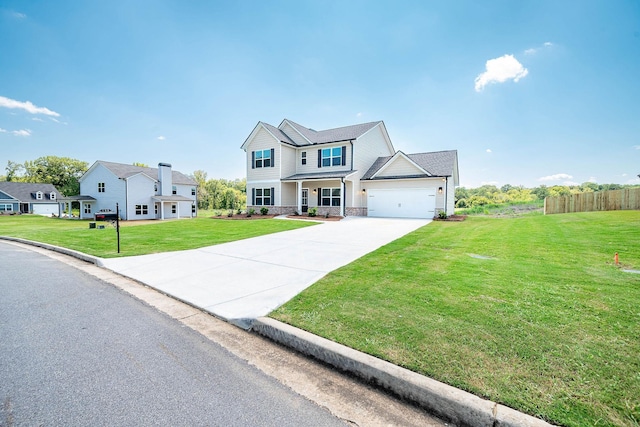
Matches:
[[177, 203, 180, 218], [296, 181, 302, 213], [340, 180, 345, 217], [80, 202, 84, 219], [161, 202, 165, 220]]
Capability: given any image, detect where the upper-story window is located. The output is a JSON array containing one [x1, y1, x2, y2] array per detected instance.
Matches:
[[172, 186, 177, 195], [50, 192, 56, 200], [191, 188, 196, 196], [98, 182, 105, 193], [252, 149, 274, 168], [301, 151, 307, 165], [318, 146, 345, 167], [36, 191, 43, 200]]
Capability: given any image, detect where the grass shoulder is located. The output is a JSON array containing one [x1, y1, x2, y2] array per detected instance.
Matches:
[[0, 214, 314, 258]]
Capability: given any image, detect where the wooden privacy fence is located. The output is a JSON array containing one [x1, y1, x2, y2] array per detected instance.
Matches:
[[544, 188, 640, 215]]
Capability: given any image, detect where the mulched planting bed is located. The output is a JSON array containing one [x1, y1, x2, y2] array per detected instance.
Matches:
[[210, 214, 277, 220], [285, 215, 343, 221], [433, 214, 466, 221]]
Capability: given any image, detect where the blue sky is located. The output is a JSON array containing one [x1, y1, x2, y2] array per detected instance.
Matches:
[[1, 0, 639, 188]]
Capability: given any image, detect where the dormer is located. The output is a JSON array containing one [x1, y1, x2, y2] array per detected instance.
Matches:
[[50, 192, 57, 200], [35, 191, 43, 200]]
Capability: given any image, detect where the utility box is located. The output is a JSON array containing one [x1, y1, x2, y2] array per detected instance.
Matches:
[[89, 222, 96, 229]]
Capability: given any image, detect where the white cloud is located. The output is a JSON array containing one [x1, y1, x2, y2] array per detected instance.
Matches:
[[587, 176, 597, 183], [356, 112, 363, 118], [524, 42, 554, 55], [634, 145, 640, 150], [563, 181, 579, 186], [0, 95, 60, 117], [32, 117, 44, 122], [157, 136, 166, 140], [481, 181, 499, 186], [486, 149, 492, 153], [539, 173, 573, 182], [474, 54, 528, 92], [1, 128, 31, 137]]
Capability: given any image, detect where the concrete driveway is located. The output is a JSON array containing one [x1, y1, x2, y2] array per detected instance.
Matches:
[[100, 216, 431, 328]]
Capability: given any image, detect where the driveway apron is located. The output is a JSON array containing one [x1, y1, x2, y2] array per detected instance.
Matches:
[[100, 217, 431, 328]]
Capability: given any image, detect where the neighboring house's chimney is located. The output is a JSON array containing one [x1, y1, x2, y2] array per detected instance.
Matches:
[[158, 163, 172, 196]]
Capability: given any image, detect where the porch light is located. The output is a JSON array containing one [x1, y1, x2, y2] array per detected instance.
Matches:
[[438, 187, 443, 194], [312, 189, 317, 194], [362, 188, 366, 194]]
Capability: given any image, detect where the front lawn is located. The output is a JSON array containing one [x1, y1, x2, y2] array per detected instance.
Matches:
[[272, 211, 640, 427], [0, 215, 313, 258]]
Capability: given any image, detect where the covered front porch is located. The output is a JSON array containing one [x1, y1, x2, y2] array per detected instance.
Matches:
[[58, 195, 97, 219], [282, 171, 359, 217], [151, 195, 195, 220]]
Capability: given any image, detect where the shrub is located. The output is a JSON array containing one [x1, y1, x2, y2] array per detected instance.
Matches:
[[260, 207, 269, 215], [456, 198, 468, 208], [308, 207, 317, 217], [227, 210, 233, 217], [247, 208, 255, 217], [438, 210, 448, 219]]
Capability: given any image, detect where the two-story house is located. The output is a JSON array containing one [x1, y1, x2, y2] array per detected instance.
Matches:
[[0, 182, 61, 216], [62, 161, 197, 220], [241, 119, 459, 219]]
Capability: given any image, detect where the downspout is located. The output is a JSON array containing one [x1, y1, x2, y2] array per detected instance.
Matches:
[[444, 177, 448, 216], [340, 177, 346, 217], [349, 140, 354, 170]]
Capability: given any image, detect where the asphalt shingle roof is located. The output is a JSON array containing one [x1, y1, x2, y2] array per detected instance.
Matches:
[[0, 182, 60, 202], [362, 150, 458, 180], [282, 119, 382, 145], [94, 161, 197, 186]]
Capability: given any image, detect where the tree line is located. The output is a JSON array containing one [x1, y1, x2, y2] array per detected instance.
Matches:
[[455, 182, 637, 208]]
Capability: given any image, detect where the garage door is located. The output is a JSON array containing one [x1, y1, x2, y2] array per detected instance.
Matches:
[[367, 188, 435, 219], [32, 204, 59, 216]]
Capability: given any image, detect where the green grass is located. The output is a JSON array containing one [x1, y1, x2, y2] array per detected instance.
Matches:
[[0, 214, 313, 258], [272, 211, 640, 427]]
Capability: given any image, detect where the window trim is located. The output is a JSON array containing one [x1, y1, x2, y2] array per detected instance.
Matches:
[[35, 191, 43, 200], [135, 204, 149, 215], [252, 148, 275, 169], [252, 187, 274, 206], [98, 182, 105, 193], [320, 187, 341, 206], [301, 151, 307, 165], [317, 146, 346, 168], [0, 204, 13, 212]]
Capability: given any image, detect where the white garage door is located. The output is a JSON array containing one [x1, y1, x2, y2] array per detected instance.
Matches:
[[367, 188, 435, 219], [32, 204, 59, 216]]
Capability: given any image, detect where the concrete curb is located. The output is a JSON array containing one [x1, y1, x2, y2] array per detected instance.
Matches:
[[0, 236, 104, 266], [3, 236, 553, 427], [251, 317, 553, 427]]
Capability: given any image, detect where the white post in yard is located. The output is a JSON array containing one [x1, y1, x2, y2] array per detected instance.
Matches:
[[297, 181, 302, 213]]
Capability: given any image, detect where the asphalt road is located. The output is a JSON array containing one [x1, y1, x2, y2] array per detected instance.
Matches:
[[0, 242, 346, 426]]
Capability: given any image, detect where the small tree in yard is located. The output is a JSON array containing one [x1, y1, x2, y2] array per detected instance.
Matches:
[[260, 207, 269, 215]]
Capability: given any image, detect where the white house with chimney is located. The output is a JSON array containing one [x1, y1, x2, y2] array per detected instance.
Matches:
[[64, 161, 197, 220]]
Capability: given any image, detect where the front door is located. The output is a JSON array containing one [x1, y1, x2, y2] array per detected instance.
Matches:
[[301, 188, 308, 213]]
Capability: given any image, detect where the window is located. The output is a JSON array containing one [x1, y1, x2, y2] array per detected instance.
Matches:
[[155, 204, 158, 215], [154, 184, 158, 192], [0, 204, 13, 212], [36, 191, 43, 200], [50, 192, 56, 200], [172, 186, 177, 195], [84, 205, 92, 214], [191, 204, 196, 214], [319, 146, 345, 167], [98, 182, 105, 193], [254, 188, 272, 206], [191, 188, 196, 196], [321, 188, 341, 206], [171, 204, 177, 214], [301, 151, 307, 165], [135, 204, 148, 215], [253, 149, 273, 168]]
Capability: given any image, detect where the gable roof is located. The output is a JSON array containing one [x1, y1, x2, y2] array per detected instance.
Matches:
[[0, 182, 60, 202], [363, 150, 458, 181], [281, 119, 383, 145], [84, 161, 197, 186]]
